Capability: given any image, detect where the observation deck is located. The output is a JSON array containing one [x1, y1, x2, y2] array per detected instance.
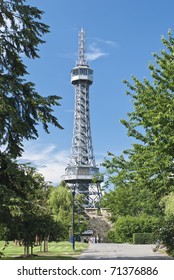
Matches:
[[62, 166, 103, 184], [71, 66, 93, 85]]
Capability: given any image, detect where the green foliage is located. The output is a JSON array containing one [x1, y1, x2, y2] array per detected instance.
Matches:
[[48, 185, 72, 225], [0, 224, 10, 241], [133, 233, 157, 244], [48, 184, 88, 239], [159, 192, 174, 254], [0, 155, 63, 255], [107, 230, 116, 242], [0, 0, 63, 157], [158, 219, 174, 254], [0, 0, 64, 256], [109, 215, 159, 243], [102, 31, 174, 254], [118, 31, 174, 199], [101, 183, 160, 221], [161, 192, 174, 219]]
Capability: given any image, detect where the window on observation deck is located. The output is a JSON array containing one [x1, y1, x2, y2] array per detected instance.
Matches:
[[80, 68, 87, 75], [72, 69, 78, 75], [72, 68, 93, 77]]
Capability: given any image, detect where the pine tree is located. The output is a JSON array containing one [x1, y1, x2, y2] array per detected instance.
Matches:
[[0, 0, 63, 157]]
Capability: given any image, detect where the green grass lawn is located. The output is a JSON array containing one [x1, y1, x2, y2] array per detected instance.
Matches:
[[0, 241, 88, 260]]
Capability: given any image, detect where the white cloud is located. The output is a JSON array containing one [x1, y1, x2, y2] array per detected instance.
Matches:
[[56, 34, 118, 63], [104, 40, 119, 47], [37, 150, 69, 184], [19, 142, 105, 186], [85, 37, 119, 62], [95, 38, 119, 48], [22, 144, 57, 161], [86, 43, 108, 62], [20, 143, 69, 185]]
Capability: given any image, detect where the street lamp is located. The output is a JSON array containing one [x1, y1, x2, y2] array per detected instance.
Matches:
[[72, 187, 75, 251]]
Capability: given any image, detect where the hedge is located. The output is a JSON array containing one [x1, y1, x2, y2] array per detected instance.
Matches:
[[107, 215, 159, 243], [133, 233, 157, 244]]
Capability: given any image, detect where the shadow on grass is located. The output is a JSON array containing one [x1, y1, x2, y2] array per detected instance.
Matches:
[[2, 254, 78, 260]]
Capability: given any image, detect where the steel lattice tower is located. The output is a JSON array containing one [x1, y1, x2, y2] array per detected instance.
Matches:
[[63, 28, 103, 207]]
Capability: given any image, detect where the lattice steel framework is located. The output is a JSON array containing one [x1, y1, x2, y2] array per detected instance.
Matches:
[[63, 28, 103, 207]]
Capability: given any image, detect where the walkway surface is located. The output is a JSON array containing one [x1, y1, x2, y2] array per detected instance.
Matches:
[[77, 243, 173, 260]]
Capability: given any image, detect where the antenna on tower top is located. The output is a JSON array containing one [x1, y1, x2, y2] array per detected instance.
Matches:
[[77, 28, 87, 66]]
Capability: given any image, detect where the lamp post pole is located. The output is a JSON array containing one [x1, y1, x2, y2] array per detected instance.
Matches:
[[72, 187, 75, 251]]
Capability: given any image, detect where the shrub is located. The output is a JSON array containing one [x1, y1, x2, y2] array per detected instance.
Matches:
[[133, 233, 157, 244], [159, 219, 174, 256], [107, 230, 116, 242], [110, 215, 159, 243]]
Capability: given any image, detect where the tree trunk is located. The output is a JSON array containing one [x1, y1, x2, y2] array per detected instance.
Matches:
[[44, 239, 48, 252], [24, 245, 26, 255], [27, 243, 30, 256], [31, 243, 33, 255], [40, 241, 42, 252]]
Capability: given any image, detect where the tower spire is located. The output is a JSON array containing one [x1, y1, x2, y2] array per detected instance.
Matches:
[[77, 28, 87, 66]]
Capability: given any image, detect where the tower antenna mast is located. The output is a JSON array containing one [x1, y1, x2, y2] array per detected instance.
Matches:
[[77, 28, 87, 66]]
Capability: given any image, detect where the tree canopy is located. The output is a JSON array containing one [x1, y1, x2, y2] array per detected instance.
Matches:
[[0, 0, 63, 157], [48, 183, 88, 239], [0, 0, 64, 256], [102, 31, 174, 252]]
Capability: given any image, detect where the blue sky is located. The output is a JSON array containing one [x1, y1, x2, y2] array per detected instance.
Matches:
[[21, 0, 174, 184]]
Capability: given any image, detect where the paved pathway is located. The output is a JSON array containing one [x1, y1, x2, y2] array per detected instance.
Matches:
[[77, 243, 173, 260]]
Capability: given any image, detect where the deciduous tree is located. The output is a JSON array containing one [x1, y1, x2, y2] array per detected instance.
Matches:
[[102, 31, 174, 247]]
